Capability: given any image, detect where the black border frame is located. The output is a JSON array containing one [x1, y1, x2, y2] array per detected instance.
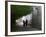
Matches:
[[5, 1, 45, 36]]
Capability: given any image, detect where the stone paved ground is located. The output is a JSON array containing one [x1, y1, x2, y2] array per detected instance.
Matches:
[[12, 25, 40, 32]]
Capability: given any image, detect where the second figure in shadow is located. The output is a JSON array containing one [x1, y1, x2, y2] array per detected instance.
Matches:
[[23, 19, 28, 27]]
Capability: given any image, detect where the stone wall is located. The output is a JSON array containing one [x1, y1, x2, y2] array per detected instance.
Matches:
[[32, 6, 41, 30]]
